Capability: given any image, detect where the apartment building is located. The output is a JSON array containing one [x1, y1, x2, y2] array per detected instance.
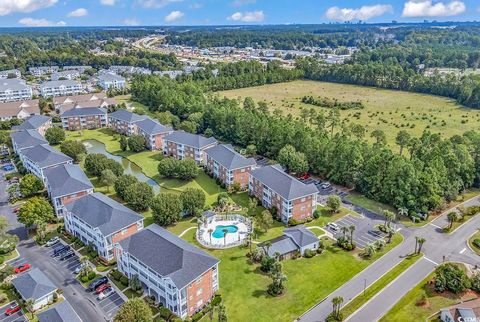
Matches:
[[97, 73, 126, 90], [0, 100, 40, 121], [21, 144, 73, 182], [163, 131, 217, 164], [204, 144, 256, 188], [249, 164, 318, 224], [135, 117, 174, 150], [53, 92, 114, 113], [40, 80, 83, 97], [0, 79, 33, 102], [109, 65, 152, 75], [64, 192, 144, 261], [63, 65, 92, 73], [0, 69, 21, 79], [61, 106, 108, 130], [114, 224, 220, 319], [108, 109, 147, 135], [44, 164, 94, 216], [29, 66, 59, 77], [11, 129, 48, 154], [51, 70, 80, 81], [12, 115, 51, 135]]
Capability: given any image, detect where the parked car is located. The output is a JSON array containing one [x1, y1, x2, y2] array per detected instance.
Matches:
[[97, 287, 114, 300], [12, 207, 20, 214], [87, 277, 108, 292], [95, 283, 111, 294], [320, 182, 331, 189], [327, 222, 339, 231], [14, 264, 30, 273], [2, 165, 14, 171], [74, 262, 87, 274], [298, 173, 311, 180], [5, 302, 20, 315], [59, 250, 75, 261], [45, 237, 60, 247], [53, 245, 70, 257]]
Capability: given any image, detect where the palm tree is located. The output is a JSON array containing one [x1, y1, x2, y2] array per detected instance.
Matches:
[[349, 225, 355, 246], [222, 228, 228, 246], [447, 212, 457, 229], [261, 241, 272, 257], [398, 207, 408, 219], [383, 210, 394, 228], [341, 226, 349, 238], [25, 298, 34, 312], [208, 228, 213, 244], [331, 296, 344, 318], [417, 237, 426, 254]]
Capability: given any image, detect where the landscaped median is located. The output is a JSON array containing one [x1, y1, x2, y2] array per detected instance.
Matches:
[[340, 253, 423, 319], [468, 230, 480, 255]]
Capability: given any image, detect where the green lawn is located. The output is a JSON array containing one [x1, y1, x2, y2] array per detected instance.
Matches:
[[177, 226, 403, 322], [341, 253, 423, 318], [468, 231, 480, 255], [124, 288, 142, 299], [380, 271, 472, 322]]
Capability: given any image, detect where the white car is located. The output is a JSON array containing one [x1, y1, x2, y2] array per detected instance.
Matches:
[[45, 237, 60, 247], [97, 287, 114, 300], [327, 222, 339, 231], [74, 263, 87, 275]]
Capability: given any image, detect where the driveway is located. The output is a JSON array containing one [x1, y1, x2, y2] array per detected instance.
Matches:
[[0, 302, 26, 322]]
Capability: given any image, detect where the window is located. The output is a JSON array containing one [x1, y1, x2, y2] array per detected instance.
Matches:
[[196, 300, 203, 308], [196, 288, 203, 296]]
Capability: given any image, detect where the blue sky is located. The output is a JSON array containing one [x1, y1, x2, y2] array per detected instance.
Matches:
[[0, 0, 478, 27]]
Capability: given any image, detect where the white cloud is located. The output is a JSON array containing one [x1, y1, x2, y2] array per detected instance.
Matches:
[[0, 0, 58, 16], [135, 0, 182, 8], [18, 17, 65, 27], [228, 10, 264, 22], [325, 4, 393, 21], [123, 18, 140, 26], [164, 10, 184, 23], [402, 0, 465, 17], [231, 0, 256, 7], [67, 8, 88, 17], [100, 0, 115, 5]]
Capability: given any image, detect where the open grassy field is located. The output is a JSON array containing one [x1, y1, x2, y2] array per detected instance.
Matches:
[[217, 80, 480, 146]]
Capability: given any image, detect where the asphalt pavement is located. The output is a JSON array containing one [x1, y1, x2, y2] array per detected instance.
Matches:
[[0, 302, 26, 322]]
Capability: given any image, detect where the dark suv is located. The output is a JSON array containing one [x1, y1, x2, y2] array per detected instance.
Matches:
[[87, 277, 109, 292]]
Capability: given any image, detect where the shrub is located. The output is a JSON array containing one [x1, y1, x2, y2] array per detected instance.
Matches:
[[87, 271, 96, 280], [288, 218, 302, 226], [434, 263, 470, 294], [120, 276, 129, 286], [473, 239, 480, 249], [304, 249, 316, 258], [211, 294, 222, 306], [313, 209, 320, 219]]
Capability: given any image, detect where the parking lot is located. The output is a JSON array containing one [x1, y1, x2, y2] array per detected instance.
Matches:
[[325, 214, 388, 249], [0, 302, 26, 322]]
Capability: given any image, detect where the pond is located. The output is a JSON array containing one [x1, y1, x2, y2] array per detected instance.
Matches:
[[83, 139, 160, 194]]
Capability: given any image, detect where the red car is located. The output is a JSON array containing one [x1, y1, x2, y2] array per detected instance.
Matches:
[[12, 208, 20, 214], [14, 264, 30, 274], [299, 173, 311, 180], [95, 283, 111, 294], [5, 302, 20, 315]]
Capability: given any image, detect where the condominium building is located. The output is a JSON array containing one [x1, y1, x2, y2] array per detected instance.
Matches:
[[135, 117, 174, 150], [108, 110, 147, 135], [0, 69, 21, 79], [204, 144, 256, 188], [64, 192, 144, 261], [0, 100, 40, 121], [53, 92, 114, 113], [11, 129, 48, 154], [114, 224, 219, 319], [163, 131, 217, 164], [20, 144, 73, 182], [61, 107, 108, 130], [12, 115, 51, 135], [29, 66, 59, 77], [40, 80, 83, 97], [109, 66, 151, 75], [0, 79, 33, 102], [97, 73, 126, 90], [44, 164, 94, 216], [63, 65, 92, 73], [249, 164, 318, 224], [51, 70, 80, 81]]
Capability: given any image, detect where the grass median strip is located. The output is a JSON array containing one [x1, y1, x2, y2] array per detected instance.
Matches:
[[340, 253, 423, 318]]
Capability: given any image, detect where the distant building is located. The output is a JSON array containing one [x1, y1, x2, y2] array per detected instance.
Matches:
[[29, 66, 59, 77], [51, 70, 80, 81], [11, 268, 57, 312], [153, 70, 184, 79], [163, 131, 217, 164], [135, 117, 173, 150], [20, 144, 73, 182], [10, 129, 48, 154], [0, 79, 33, 102], [0, 69, 21, 79], [37, 301, 82, 322], [12, 115, 51, 135], [0, 99, 40, 121], [44, 164, 94, 217], [249, 164, 318, 224], [204, 144, 256, 189], [109, 65, 151, 75], [40, 80, 83, 97], [114, 224, 219, 319], [108, 109, 147, 135], [63, 65, 92, 73], [64, 192, 144, 261], [97, 73, 126, 90]]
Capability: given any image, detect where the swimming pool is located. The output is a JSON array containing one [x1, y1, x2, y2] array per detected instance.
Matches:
[[212, 225, 239, 239]]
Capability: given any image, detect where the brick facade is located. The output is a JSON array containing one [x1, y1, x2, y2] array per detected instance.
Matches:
[[186, 268, 215, 317]]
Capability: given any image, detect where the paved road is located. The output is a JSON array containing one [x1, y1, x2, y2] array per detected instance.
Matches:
[[1, 174, 106, 322], [299, 196, 480, 322], [0, 301, 26, 322]]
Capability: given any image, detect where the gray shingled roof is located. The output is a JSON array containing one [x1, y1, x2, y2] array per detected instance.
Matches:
[[0, 79, 30, 91], [66, 192, 143, 236], [12, 268, 57, 301], [261, 235, 299, 258], [119, 224, 219, 289], [250, 164, 318, 200], [284, 226, 319, 247], [11, 129, 48, 150], [61, 107, 106, 117], [37, 301, 82, 322], [108, 109, 147, 123], [40, 80, 81, 89], [98, 73, 125, 82], [205, 144, 256, 170], [164, 131, 217, 149], [22, 144, 72, 168], [12, 115, 50, 131], [44, 164, 93, 198], [136, 117, 173, 135]]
